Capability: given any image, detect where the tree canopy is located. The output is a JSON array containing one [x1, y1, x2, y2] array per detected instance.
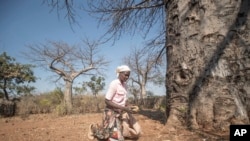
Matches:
[[0, 52, 36, 100], [84, 76, 105, 97]]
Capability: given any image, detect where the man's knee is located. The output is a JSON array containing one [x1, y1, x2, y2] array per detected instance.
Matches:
[[122, 122, 141, 138]]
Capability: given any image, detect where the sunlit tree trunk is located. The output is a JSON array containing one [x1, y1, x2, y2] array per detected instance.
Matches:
[[64, 80, 73, 113], [139, 81, 146, 104], [141, 81, 146, 99], [166, 0, 250, 133]]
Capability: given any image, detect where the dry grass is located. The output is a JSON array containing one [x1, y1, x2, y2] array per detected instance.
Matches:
[[14, 91, 165, 118], [15, 93, 106, 117]]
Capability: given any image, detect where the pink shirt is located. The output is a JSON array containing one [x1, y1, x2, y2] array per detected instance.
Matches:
[[105, 79, 127, 107]]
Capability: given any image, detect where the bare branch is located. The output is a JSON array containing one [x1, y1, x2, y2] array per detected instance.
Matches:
[[43, 0, 80, 30], [24, 39, 109, 83], [50, 54, 66, 77], [123, 46, 164, 99], [86, 0, 165, 42]]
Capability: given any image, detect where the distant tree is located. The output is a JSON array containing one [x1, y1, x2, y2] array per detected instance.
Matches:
[[127, 82, 140, 104], [123, 47, 164, 104], [84, 76, 105, 97], [0, 52, 36, 100], [25, 40, 109, 114], [83, 75, 105, 112], [73, 86, 86, 95]]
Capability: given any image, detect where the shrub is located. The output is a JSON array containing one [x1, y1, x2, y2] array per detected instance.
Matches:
[[15, 91, 106, 117], [0, 99, 16, 117], [55, 103, 67, 116], [73, 94, 105, 114], [16, 95, 39, 118]]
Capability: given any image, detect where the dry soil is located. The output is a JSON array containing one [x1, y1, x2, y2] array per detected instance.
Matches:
[[0, 110, 224, 141]]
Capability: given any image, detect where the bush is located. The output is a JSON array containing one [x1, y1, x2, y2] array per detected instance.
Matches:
[[55, 103, 67, 116], [16, 96, 39, 118], [73, 94, 105, 114], [0, 99, 16, 117], [14, 90, 106, 117], [16, 88, 63, 116]]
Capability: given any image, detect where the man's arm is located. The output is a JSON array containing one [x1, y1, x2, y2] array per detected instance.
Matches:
[[105, 99, 131, 113]]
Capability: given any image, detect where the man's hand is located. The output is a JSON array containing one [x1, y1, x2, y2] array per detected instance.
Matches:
[[130, 105, 140, 113], [124, 106, 139, 113], [124, 107, 133, 113]]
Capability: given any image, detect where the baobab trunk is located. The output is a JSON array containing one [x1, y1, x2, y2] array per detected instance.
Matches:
[[165, 0, 250, 134], [64, 80, 73, 114]]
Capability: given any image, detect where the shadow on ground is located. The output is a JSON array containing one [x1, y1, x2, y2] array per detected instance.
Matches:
[[138, 109, 166, 124]]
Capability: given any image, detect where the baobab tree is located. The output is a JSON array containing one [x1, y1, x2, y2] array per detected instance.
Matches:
[[86, 1, 250, 135], [45, 0, 250, 137], [26, 39, 108, 113], [165, 0, 250, 133]]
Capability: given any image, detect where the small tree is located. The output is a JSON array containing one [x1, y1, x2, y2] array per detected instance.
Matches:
[[0, 52, 36, 100], [83, 75, 105, 112], [85, 76, 105, 97]]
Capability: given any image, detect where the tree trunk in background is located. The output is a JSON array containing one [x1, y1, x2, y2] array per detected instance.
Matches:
[[64, 80, 73, 114], [165, 0, 250, 134], [141, 81, 146, 103]]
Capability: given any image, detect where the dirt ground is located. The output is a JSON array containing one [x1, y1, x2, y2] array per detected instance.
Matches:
[[0, 110, 228, 141]]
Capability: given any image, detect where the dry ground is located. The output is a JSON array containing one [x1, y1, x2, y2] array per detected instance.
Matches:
[[0, 110, 228, 141]]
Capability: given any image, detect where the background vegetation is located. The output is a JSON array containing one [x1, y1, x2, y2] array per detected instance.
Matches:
[[12, 89, 165, 118]]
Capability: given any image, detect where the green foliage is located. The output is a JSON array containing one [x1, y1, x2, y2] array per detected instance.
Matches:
[[37, 88, 64, 113], [85, 76, 105, 96], [39, 98, 51, 106], [0, 52, 36, 100], [47, 87, 64, 104], [73, 86, 86, 95], [55, 104, 67, 116]]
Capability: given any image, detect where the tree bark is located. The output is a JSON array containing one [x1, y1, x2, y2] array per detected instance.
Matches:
[[64, 80, 73, 114], [141, 82, 146, 99], [3, 79, 9, 100], [166, 0, 250, 134], [139, 81, 147, 105]]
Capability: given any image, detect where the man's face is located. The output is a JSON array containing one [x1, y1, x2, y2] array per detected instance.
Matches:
[[119, 71, 130, 82]]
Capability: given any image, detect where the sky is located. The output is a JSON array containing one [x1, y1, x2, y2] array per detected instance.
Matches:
[[0, 0, 165, 95]]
